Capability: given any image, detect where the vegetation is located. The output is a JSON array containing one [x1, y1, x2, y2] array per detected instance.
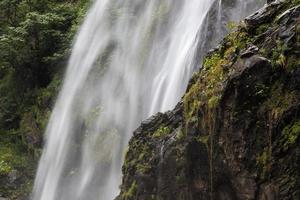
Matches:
[[122, 180, 137, 200], [0, 0, 300, 199], [183, 26, 248, 124], [117, 1, 300, 199], [0, 0, 89, 198], [280, 121, 300, 151], [123, 139, 154, 175], [152, 125, 171, 138]]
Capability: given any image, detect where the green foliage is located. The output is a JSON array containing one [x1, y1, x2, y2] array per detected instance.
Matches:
[[123, 139, 154, 176], [175, 128, 185, 141], [270, 40, 288, 68], [276, 54, 286, 68], [0, 0, 89, 146], [0, 141, 29, 176], [203, 53, 221, 71], [227, 21, 237, 31], [183, 33, 239, 123], [256, 150, 271, 180], [286, 55, 300, 70], [0, 136, 36, 199], [196, 135, 209, 145], [264, 81, 298, 115], [255, 24, 269, 35], [225, 30, 250, 52], [183, 80, 201, 123], [0, 0, 89, 198], [122, 181, 137, 200], [135, 144, 152, 174], [280, 121, 300, 151], [292, 0, 300, 6], [208, 95, 221, 109], [0, 1, 89, 87], [152, 125, 171, 138], [0, 159, 12, 175]]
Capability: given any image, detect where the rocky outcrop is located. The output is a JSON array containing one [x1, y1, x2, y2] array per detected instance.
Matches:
[[117, 1, 300, 199]]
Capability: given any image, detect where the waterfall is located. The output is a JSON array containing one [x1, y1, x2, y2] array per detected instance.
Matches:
[[32, 0, 266, 200]]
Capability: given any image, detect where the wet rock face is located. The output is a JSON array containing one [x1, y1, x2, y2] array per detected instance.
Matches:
[[192, 0, 266, 69], [117, 1, 300, 200]]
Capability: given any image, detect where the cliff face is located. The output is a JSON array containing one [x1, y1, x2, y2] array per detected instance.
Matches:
[[117, 1, 300, 200]]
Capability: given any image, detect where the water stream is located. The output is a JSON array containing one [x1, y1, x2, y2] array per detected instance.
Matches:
[[32, 0, 265, 199]]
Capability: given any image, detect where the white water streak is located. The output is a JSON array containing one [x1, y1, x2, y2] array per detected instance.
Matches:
[[32, 0, 265, 200]]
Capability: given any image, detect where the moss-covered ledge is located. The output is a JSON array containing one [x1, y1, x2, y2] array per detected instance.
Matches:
[[117, 1, 300, 200]]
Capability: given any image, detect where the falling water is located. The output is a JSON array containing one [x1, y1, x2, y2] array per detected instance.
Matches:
[[32, 0, 266, 200]]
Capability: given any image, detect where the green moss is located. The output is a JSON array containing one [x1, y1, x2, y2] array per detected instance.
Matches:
[[280, 121, 300, 151], [255, 24, 269, 35], [286, 55, 300, 70], [123, 124, 173, 176], [225, 30, 251, 51], [276, 54, 287, 68], [294, 0, 300, 3], [123, 140, 154, 175], [256, 151, 268, 166], [183, 79, 201, 122], [175, 128, 185, 141], [136, 163, 152, 174], [0, 143, 29, 176], [196, 135, 209, 145], [183, 37, 236, 123], [203, 53, 222, 70], [227, 21, 238, 31], [135, 143, 152, 174], [2, 180, 34, 200], [0, 160, 12, 175], [256, 7, 299, 71], [264, 81, 299, 115], [152, 126, 171, 138], [269, 40, 289, 68], [208, 95, 221, 109], [122, 180, 137, 200], [0, 137, 35, 199], [256, 150, 271, 180]]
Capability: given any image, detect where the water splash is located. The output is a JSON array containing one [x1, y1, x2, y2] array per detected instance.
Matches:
[[32, 0, 266, 200]]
